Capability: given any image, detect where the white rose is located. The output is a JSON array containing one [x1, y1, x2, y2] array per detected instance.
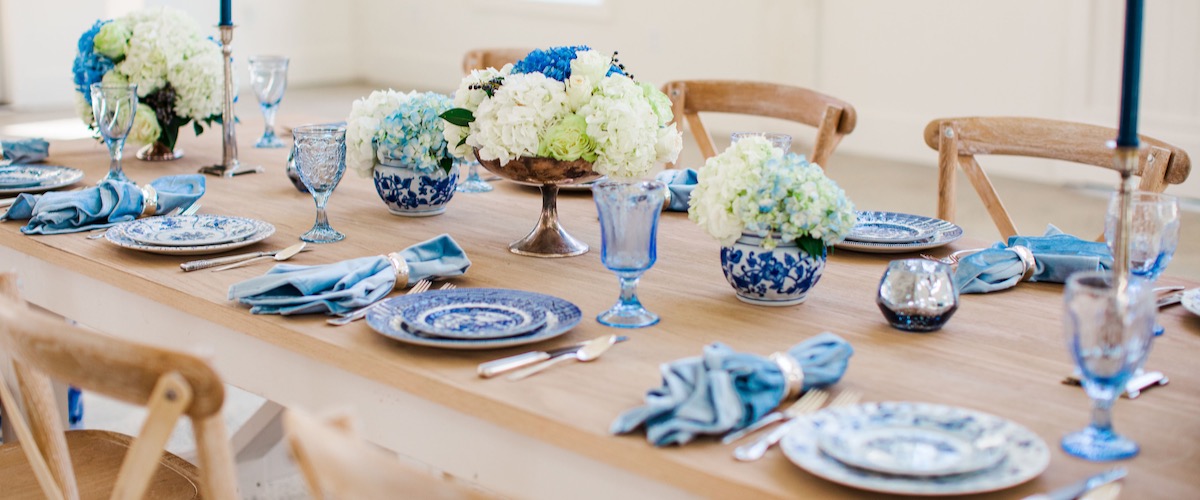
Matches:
[[570, 50, 610, 83], [654, 125, 683, 164], [565, 75, 593, 111]]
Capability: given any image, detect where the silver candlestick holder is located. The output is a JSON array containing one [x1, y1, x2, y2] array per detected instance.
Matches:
[[200, 24, 263, 178]]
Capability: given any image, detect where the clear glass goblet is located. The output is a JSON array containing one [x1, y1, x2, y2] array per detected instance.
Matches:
[[1061, 270, 1155, 461], [249, 55, 289, 148], [731, 132, 792, 152], [455, 157, 493, 193], [1104, 192, 1179, 282], [594, 179, 667, 328], [293, 124, 347, 243], [90, 83, 138, 183]]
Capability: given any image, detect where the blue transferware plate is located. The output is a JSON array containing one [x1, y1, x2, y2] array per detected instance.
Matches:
[[123, 214, 261, 247], [401, 293, 548, 340], [846, 219, 935, 244], [817, 402, 1008, 477], [0, 165, 85, 194], [105, 217, 274, 256], [367, 289, 581, 350], [836, 212, 963, 254], [780, 402, 1048, 496]]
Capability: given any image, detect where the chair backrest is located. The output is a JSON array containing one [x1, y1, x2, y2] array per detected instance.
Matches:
[[461, 48, 529, 74], [661, 79, 857, 168], [0, 272, 237, 500], [283, 409, 491, 499], [924, 116, 1192, 239]]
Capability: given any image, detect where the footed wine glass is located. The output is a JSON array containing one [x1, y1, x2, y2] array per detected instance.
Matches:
[[1061, 271, 1155, 461], [593, 179, 667, 328], [90, 83, 138, 183], [1105, 192, 1179, 281], [456, 157, 493, 193], [249, 56, 289, 148], [293, 124, 347, 243]]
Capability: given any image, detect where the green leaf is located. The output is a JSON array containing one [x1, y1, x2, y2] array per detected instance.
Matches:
[[457, 136, 468, 147], [161, 124, 179, 150], [440, 108, 475, 127], [193, 121, 204, 137], [439, 156, 455, 175], [796, 235, 827, 260]]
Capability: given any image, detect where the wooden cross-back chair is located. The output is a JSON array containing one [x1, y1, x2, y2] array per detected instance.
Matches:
[[461, 48, 530, 74], [0, 272, 237, 499], [924, 116, 1192, 240], [283, 409, 490, 500], [661, 80, 857, 168]]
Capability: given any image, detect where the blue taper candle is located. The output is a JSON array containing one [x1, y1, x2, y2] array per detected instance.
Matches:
[[219, 0, 232, 26], [1116, 0, 1144, 147]]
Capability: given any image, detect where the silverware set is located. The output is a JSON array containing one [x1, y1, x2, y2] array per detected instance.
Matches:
[[733, 389, 861, 462], [209, 241, 307, 272], [477, 335, 630, 378], [181, 242, 311, 272]]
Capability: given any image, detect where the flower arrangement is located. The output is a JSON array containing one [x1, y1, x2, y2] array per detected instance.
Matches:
[[688, 136, 857, 257], [441, 46, 682, 178], [345, 90, 455, 177], [71, 7, 223, 149]]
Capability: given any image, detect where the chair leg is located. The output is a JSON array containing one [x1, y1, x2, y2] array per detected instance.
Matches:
[[194, 415, 239, 499], [937, 124, 959, 222]]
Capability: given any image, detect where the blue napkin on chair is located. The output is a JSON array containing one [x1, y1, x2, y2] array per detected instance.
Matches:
[[654, 168, 697, 212], [228, 234, 471, 315], [955, 225, 1113, 294], [610, 332, 853, 446], [2, 175, 205, 234], [1, 138, 50, 163]]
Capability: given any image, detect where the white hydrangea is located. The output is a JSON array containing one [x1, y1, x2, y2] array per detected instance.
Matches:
[[443, 64, 511, 159], [167, 39, 222, 121], [74, 92, 95, 127], [116, 8, 200, 97], [688, 136, 856, 248], [470, 72, 568, 165], [577, 75, 667, 177], [345, 89, 408, 177]]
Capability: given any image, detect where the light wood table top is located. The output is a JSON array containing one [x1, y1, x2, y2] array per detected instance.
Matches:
[[3, 128, 1199, 499]]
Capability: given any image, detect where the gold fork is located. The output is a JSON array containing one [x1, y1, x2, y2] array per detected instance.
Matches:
[[326, 279, 432, 326], [724, 389, 829, 445], [735, 389, 861, 462]]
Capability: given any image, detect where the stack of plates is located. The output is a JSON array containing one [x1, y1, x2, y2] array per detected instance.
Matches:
[[366, 288, 582, 350], [837, 212, 963, 253], [0, 165, 84, 194], [104, 214, 275, 255], [780, 402, 1049, 496]]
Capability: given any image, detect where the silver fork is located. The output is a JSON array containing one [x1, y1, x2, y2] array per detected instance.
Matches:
[[734, 389, 861, 462], [724, 390, 829, 445], [920, 248, 983, 266], [326, 279, 435, 326]]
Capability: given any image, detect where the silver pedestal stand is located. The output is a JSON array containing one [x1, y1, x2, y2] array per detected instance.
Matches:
[[200, 25, 263, 178]]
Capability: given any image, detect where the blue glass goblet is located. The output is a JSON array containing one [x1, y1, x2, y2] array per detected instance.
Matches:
[[90, 83, 139, 183], [249, 56, 289, 148], [594, 179, 666, 328], [455, 157, 493, 193], [293, 124, 347, 243], [1061, 270, 1155, 461]]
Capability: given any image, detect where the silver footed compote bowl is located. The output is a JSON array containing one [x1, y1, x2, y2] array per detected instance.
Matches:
[[476, 150, 602, 258]]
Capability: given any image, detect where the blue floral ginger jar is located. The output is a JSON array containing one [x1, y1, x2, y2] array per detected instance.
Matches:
[[373, 161, 458, 217], [719, 232, 826, 306]]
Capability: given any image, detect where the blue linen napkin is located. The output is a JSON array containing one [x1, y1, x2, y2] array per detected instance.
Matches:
[[2, 175, 205, 234], [955, 225, 1113, 294], [1, 138, 50, 163], [228, 234, 471, 315], [654, 168, 697, 212], [610, 332, 853, 446]]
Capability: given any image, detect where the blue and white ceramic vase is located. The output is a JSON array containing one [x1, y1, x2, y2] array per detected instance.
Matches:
[[719, 232, 826, 306], [372, 161, 458, 217]]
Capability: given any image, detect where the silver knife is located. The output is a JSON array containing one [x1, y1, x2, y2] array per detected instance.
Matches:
[[1062, 371, 1168, 399], [477, 336, 629, 378], [179, 247, 312, 272], [1023, 468, 1125, 500], [1157, 290, 1184, 308]]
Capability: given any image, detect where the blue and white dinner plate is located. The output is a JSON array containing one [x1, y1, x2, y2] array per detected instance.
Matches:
[[817, 402, 1009, 477], [846, 219, 935, 244], [105, 216, 275, 255], [836, 212, 963, 254], [123, 214, 262, 247], [366, 288, 581, 350], [780, 402, 1049, 496], [1182, 288, 1200, 318], [0, 165, 85, 194], [400, 292, 549, 340]]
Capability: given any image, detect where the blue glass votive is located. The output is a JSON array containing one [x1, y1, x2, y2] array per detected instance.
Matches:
[[876, 259, 959, 332]]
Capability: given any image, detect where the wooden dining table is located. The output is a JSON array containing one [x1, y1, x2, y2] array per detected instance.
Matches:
[[2, 123, 1198, 499]]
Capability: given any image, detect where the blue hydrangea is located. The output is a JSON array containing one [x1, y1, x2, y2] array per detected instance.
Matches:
[[512, 45, 624, 81], [375, 92, 454, 173], [72, 20, 114, 96]]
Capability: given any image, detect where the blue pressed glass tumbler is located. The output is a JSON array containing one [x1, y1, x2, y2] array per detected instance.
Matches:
[[1061, 270, 1155, 461], [594, 179, 666, 328], [293, 124, 347, 243]]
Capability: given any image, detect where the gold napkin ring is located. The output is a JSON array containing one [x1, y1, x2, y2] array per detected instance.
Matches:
[[770, 352, 805, 402], [1008, 245, 1036, 282], [384, 252, 410, 291], [139, 185, 159, 218]]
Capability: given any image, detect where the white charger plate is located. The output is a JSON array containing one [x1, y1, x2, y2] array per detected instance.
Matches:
[[780, 402, 1048, 496], [122, 214, 262, 247]]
